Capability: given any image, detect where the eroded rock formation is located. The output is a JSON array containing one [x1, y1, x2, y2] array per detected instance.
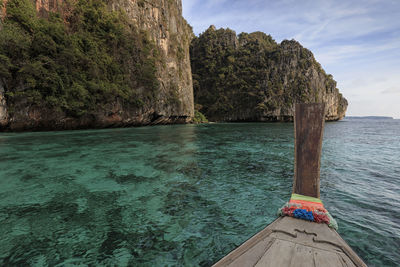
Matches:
[[191, 26, 347, 122], [0, 2, 347, 131], [0, 82, 8, 127], [0, 0, 194, 131]]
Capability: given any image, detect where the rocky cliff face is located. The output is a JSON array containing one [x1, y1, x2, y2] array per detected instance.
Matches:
[[0, 82, 8, 127], [0, 0, 194, 131], [0, 0, 5, 126], [191, 26, 347, 122], [108, 0, 194, 122]]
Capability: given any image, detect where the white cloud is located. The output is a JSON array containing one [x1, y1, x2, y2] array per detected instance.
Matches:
[[313, 37, 400, 66], [336, 64, 400, 117], [381, 88, 400, 95]]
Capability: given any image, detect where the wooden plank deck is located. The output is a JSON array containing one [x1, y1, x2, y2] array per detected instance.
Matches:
[[213, 217, 366, 267]]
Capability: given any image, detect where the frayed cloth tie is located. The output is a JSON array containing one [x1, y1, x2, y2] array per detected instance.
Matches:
[[277, 193, 338, 230]]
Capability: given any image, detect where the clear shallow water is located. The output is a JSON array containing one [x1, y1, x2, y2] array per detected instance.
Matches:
[[0, 120, 399, 266]]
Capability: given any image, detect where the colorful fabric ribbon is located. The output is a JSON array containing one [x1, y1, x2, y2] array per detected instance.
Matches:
[[277, 193, 338, 230]]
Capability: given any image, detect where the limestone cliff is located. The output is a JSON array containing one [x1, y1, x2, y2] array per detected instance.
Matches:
[[0, 81, 7, 127], [108, 0, 194, 122], [191, 26, 347, 122], [0, 0, 194, 131]]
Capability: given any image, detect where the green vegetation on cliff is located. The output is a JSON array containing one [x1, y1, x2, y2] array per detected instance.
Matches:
[[0, 0, 159, 117], [191, 26, 347, 121], [193, 110, 208, 123]]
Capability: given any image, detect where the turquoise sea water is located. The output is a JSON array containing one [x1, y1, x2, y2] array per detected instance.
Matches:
[[0, 120, 399, 266]]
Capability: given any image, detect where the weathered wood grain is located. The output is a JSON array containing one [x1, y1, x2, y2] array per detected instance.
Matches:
[[212, 217, 367, 267], [293, 103, 325, 198]]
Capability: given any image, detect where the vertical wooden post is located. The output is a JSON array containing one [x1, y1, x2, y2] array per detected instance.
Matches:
[[293, 103, 325, 198]]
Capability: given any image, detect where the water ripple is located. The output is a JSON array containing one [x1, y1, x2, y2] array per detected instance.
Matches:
[[0, 121, 399, 266]]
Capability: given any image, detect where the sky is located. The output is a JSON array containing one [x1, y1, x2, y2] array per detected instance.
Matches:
[[182, 0, 400, 118]]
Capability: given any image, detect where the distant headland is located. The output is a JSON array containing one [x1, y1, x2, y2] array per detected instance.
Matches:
[[345, 116, 394, 120]]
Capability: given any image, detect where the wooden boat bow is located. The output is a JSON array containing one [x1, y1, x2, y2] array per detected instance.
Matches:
[[213, 103, 367, 267]]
